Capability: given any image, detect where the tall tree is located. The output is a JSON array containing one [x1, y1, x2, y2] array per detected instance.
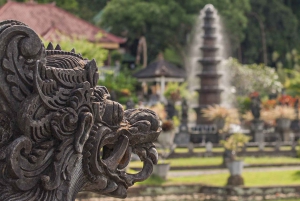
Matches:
[[76, 0, 109, 22], [241, 0, 298, 65], [100, 0, 250, 63]]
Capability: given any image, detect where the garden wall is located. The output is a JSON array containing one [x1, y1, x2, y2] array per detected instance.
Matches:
[[76, 184, 300, 201]]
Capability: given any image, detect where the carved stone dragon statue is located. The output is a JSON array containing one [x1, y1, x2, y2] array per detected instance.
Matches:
[[0, 20, 161, 201]]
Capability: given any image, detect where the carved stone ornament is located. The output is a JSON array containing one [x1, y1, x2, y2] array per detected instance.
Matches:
[[0, 20, 161, 201]]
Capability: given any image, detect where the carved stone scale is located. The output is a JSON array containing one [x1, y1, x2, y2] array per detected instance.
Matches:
[[0, 20, 161, 201]]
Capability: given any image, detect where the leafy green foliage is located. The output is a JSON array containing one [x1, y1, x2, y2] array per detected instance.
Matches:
[[98, 70, 138, 104], [100, 0, 250, 61], [237, 96, 251, 114], [110, 50, 123, 65], [163, 48, 183, 67], [0, 0, 6, 6], [283, 69, 300, 96], [164, 82, 188, 102], [242, 0, 299, 65], [75, 0, 109, 22], [220, 133, 251, 153]]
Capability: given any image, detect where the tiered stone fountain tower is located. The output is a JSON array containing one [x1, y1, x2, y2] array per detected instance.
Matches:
[[196, 5, 223, 124]]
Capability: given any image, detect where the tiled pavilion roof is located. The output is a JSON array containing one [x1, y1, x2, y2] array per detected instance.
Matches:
[[0, 1, 126, 49], [134, 59, 186, 79]]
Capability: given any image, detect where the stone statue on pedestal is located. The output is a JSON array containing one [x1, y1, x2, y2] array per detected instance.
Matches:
[[0, 20, 160, 201], [250, 93, 264, 149], [251, 96, 261, 120]]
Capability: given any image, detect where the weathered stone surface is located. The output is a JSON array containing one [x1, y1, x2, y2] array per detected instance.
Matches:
[[0, 20, 161, 201]]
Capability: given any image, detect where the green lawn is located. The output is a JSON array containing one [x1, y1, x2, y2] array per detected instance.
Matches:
[[129, 156, 300, 168], [139, 170, 300, 187]]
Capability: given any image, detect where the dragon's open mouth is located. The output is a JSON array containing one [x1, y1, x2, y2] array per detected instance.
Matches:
[[101, 127, 159, 185], [83, 123, 160, 198], [101, 136, 158, 187]]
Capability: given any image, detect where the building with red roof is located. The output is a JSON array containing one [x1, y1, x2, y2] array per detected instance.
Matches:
[[0, 1, 126, 50]]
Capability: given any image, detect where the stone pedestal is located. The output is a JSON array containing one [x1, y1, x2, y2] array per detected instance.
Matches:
[[226, 160, 244, 185], [251, 120, 264, 151], [205, 141, 213, 157], [153, 163, 170, 179], [188, 143, 194, 154], [276, 118, 292, 142], [227, 175, 244, 186], [174, 99, 191, 146]]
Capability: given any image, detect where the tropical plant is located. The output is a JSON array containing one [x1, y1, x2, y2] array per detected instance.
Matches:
[[202, 105, 239, 123], [242, 108, 279, 126], [278, 95, 296, 106], [98, 70, 138, 104], [237, 96, 251, 114], [220, 133, 251, 159], [164, 82, 188, 102], [242, 111, 254, 122], [260, 109, 276, 126], [272, 105, 296, 120], [202, 105, 231, 120], [202, 105, 240, 133], [283, 69, 300, 96], [111, 50, 123, 65], [261, 99, 277, 110]]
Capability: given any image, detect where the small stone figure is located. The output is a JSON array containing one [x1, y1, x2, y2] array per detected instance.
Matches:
[[250, 93, 261, 120], [165, 101, 176, 119], [174, 98, 190, 145], [181, 98, 188, 124]]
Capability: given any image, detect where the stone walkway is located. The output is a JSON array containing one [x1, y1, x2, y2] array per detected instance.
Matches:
[[168, 165, 300, 177]]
